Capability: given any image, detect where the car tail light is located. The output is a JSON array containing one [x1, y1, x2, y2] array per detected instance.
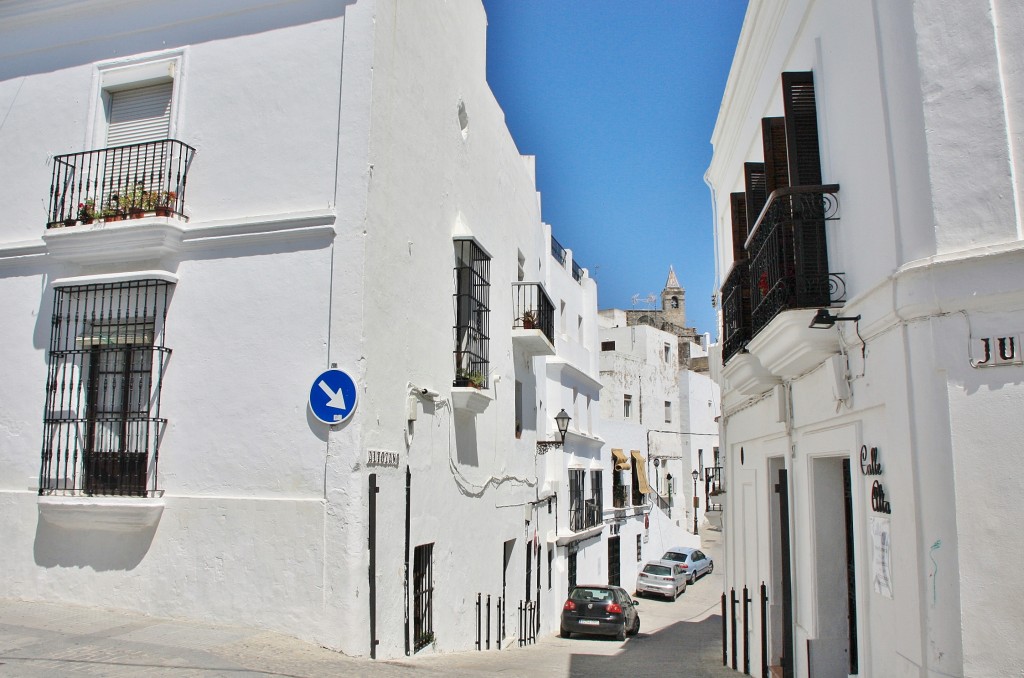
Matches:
[[606, 602, 623, 614], [679, 563, 689, 569], [563, 600, 576, 611]]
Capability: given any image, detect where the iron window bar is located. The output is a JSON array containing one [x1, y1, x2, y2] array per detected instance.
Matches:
[[453, 239, 491, 388], [413, 543, 434, 652], [48, 138, 195, 228], [39, 278, 172, 497], [568, 469, 586, 532]]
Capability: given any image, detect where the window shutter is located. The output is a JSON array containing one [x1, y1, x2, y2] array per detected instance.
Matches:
[[107, 83, 172, 147], [762, 117, 789, 195], [782, 72, 822, 186], [744, 162, 767, 231], [730, 191, 748, 261]]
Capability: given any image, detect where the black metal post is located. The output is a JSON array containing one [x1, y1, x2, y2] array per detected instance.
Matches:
[[743, 585, 751, 674], [497, 597, 503, 650], [486, 594, 491, 650], [476, 593, 481, 650], [722, 593, 728, 666], [761, 583, 769, 678], [404, 466, 411, 656], [368, 474, 379, 659], [731, 587, 738, 671]]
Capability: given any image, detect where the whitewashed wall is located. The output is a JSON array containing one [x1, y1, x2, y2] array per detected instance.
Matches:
[[708, 1, 1024, 676]]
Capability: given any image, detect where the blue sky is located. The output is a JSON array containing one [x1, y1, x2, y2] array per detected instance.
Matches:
[[482, 1, 748, 338]]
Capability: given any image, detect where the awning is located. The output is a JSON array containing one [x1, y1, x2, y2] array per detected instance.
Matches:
[[631, 450, 652, 495], [612, 449, 630, 471]]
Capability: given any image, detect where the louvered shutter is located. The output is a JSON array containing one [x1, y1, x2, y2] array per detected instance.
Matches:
[[106, 83, 172, 147], [730, 192, 748, 261], [744, 162, 767, 230], [782, 72, 822, 187], [761, 117, 789, 195]]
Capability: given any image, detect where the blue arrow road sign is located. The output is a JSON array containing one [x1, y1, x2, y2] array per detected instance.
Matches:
[[309, 369, 358, 424]]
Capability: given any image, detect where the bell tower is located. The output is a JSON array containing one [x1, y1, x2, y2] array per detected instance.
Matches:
[[661, 266, 686, 329]]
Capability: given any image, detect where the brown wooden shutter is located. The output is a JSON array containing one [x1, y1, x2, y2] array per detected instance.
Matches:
[[782, 72, 822, 186], [730, 192, 748, 261], [744, 162, 767, 231], [762, 117, 789, 195]]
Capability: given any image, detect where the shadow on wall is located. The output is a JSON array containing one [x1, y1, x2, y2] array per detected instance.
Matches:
[[34, 514, 158, 571], [454, 410, 479, 467]]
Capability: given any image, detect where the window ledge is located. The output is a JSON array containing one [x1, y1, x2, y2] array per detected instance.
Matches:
[[38, 495, 165, 532], [554, 523, 605, 546], [451, 387, 493, 414]]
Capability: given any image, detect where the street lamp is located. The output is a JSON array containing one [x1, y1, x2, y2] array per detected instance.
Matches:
[[691, 469, 700, 534], [555, 409, 571, 444]]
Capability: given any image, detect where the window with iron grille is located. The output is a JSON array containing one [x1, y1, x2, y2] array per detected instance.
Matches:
[[568, 550, 577, 591], [413, 542, 434, 651], [39, 278, 172, 497], [589, 470, 603, 528], [453, 239, 490, 388], [568, 469, 585, 532]]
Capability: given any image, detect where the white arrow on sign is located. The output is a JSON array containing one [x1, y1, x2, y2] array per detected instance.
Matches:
[[318, 379, 348, 411]]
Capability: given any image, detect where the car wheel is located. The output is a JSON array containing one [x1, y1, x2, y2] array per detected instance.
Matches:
[[689, 573, 696, 585], [616, 623, 627, 642], [560, 627, 571, 639], [708, 561, 714, 575], [629, 616, 640, 636]]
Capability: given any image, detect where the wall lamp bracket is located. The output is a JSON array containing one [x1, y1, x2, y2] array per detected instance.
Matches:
[[809, 309, 861, 329]]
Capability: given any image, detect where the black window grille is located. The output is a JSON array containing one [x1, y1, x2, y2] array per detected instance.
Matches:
[[568, 469, 586, 532], [413, 542, 434, 651], [39, 278, 172, 497], [453, 240, 490, 388], [631, 463, 643, 506], [568, 551, 577, 591], [589, 470, 603, 528], [511, 282, 555, 345]]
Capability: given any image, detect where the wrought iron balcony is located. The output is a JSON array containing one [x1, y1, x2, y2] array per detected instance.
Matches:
[[512, 282, 555, 346], [48, 139, 195, 228], [721, 261, 753, 364], [551, 235, 567, 266], [745, 185, 842, 337]]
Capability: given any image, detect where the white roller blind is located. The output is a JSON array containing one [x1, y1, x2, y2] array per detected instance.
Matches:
[[107, 82, 172, 147]]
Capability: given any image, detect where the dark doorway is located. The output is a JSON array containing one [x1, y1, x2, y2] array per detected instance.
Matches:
[[608, 536, 621, 586]]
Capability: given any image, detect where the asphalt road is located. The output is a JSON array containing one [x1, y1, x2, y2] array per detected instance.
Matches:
[[0, 529, 737, 677]]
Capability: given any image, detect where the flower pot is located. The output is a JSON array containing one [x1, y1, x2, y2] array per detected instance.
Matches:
[[80, 218, 94, 225], [63, 218, 76, 227], [154, 206, 171, 217], [129, 208, 145, 219], [523, 318, 535, 329], [105, 214, 124, 222]]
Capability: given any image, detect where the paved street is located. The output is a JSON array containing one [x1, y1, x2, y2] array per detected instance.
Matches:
[[0, 530, 736, 678]]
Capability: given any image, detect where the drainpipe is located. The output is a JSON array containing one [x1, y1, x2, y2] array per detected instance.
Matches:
[[404, 465, 411, 656]]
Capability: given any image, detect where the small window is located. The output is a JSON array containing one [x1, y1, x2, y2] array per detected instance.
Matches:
[[664, 343, 671, 362], [413, 543, 434, 651], [623, 394, 632, 419], [601, 340, 616, 351], [665, 401, 672, 423], [636, 535, 642, 562], [453, 239, 490, 388], [671, 296, 679, 309]]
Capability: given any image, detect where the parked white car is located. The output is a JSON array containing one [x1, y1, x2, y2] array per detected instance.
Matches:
[[661, 547, 714, 584], [635, 559, 688, 600]]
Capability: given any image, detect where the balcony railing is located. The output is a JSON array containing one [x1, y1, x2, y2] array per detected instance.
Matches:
[[571, 259, 584, 283], [744, 185, 841, 337], [512, 282, 555, 344], [721, 261, 753, 364], [551, 235, 567, 266], [570, 498, 603, 532], [48, 139, 195, 228]]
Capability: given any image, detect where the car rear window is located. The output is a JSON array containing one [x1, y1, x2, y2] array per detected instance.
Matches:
[[644, 564, 672, 576], [663, 552, 685, 562], [570, 588, 613, 602]]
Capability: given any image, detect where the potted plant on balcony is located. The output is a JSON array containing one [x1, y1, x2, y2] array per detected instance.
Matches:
[[455, 367, 485, 389], [153, 190, 176, 217], [101, 197, 124, 222], [77, 199, 96, 225], [521, 309, 537, 330], [120, 183, 148, 219]]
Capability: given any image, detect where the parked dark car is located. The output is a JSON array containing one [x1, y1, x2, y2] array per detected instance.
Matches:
[[560, 585, 640, 641], [662, 546, 714, 584]]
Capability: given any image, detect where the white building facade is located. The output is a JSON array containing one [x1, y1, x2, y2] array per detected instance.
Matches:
[[0, 0, 599, 660], [708, 1, 1024, 677]]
